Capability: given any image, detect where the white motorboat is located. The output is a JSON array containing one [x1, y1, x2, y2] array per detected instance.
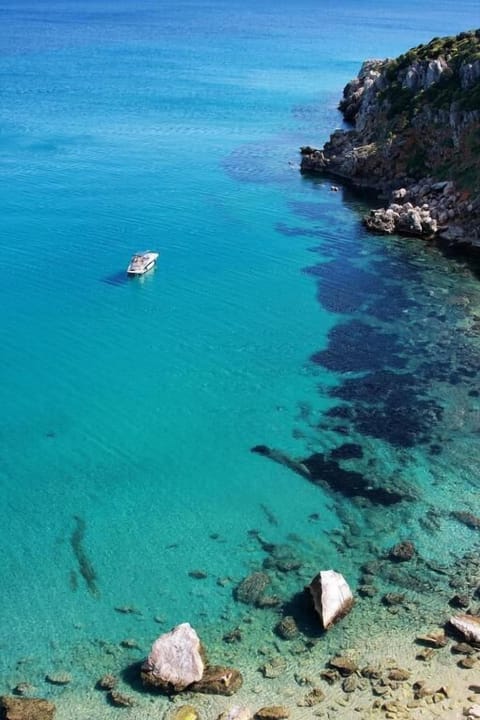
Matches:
[[127, 251, 159, 276]]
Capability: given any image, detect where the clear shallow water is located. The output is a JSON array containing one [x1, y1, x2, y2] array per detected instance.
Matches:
[[1, 0, 480, 710]]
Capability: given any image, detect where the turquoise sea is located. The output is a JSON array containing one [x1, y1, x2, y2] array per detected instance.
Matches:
[[1, 0, 480, 714]]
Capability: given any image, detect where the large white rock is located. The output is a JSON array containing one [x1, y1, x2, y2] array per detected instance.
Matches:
[[141, 622, 205, 691], [309, 570, 354, 630], [449, 614, 480, 643]]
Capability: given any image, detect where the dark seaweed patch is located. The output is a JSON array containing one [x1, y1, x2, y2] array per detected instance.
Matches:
[[311, 320, 406, 373], [251, 444, 407, 505], [304, 260, 381, 314], [275, 222, 325, 238], [71, 515, 99, 598], [330, 443, 364, 460], [328, 370, 443, 447]]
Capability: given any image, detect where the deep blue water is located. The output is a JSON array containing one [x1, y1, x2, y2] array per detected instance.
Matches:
[[1, 0, 480, 714]]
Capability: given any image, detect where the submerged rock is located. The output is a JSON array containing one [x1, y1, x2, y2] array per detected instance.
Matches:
[[328, 655, 358, 676], [233, 573, 270, 606], [0, 696, 55, 720], [45, 673, 71, 686], [275, 616, 299, 640], [97, 674, 117, 691], [141, 623, 205, 692], [108, 690, 135, 707], [189, 666, 243, 696], [449, 614, 480, 643], [451, 511, 480, 530], [388, 541, 416, 562], [254, 707, 290, 720], [309, 570, 354, 629]]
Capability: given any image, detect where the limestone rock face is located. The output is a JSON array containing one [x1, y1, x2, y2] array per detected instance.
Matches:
[[141, 623, 205, 692], [309, 570, 354, 629], [0, 696, 55, 720], [449, 614, 480, 643], [189, 666, 243, 696]]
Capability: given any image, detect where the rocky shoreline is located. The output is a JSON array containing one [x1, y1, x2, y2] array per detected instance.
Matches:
[[300, 30, 480, 248], [3, 528, 480, 720]]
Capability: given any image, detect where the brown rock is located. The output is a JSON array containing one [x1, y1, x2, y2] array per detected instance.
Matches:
[[190, 666, 242, 696], [234, 573, 270, 606], [342, 675, 358, 693], [388, 541, 416, 562], [97, 674, 117, 691], [388, 668, 410, 681], [329, 655, 358, 676], [382, 593, 406, 607], [108, 690, 135, 707], [451, 511, 480, 529], [275, 616, 299, 640], [320, 669, 339, 684], [11, 687, 34, 699], [452, 642, 476, 655], [260, 657, 287, 679], [361, 666, 382, 680], [0, 696, 56, 720], [416, 631, 447, 648], [254, 707, 290, 720], [458, 657, 477, 669], [297, 688, 325, 706]]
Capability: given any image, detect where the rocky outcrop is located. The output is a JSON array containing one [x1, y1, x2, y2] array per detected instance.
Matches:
[[301, 29, 480, 246], [0, 697, 55, 720], [141, 623, 205, 692], [309, 570, 354, 629]]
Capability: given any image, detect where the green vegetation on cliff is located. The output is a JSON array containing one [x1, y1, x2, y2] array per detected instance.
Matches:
[[345, 30, 480, 189]]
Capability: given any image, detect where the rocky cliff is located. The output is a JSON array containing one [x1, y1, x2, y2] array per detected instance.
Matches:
[[301, 30, 480, 246]]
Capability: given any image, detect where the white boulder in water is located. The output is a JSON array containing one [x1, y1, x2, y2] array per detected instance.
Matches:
[[449, 614, 480, 643], [309, 570, 354, 629], [141, 622, 205, 692]]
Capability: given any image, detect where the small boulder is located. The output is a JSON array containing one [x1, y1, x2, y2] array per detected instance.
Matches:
[[275, 616, 299, 640], [141, 623, 205, 692], [108, 690, 135, 707], [328, 655, 358, 676], [254, 707, 290, 720], [234, 573, 270, 606], [190, 666, 242, 696], [388, 541, 416, 562], [97, 674, 117, 691], [0, 696, 56, 720]]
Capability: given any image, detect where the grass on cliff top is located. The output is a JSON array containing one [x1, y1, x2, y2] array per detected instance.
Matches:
[[385, 28, 480, 78], [378, 29, 480, 116]]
